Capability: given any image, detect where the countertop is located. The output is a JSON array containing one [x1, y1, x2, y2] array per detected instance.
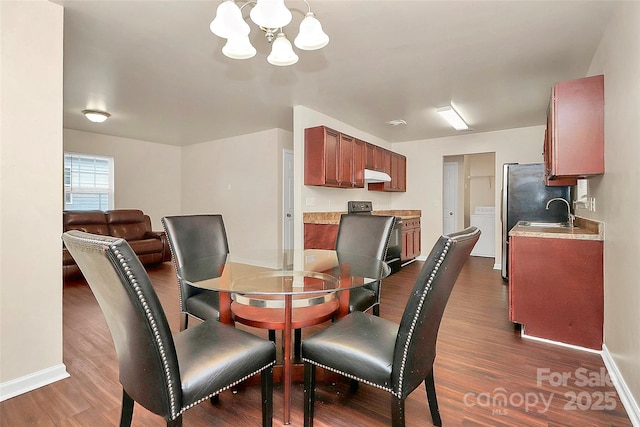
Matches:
[[304, 210, 421, 225], [508, 217, 604, 241]]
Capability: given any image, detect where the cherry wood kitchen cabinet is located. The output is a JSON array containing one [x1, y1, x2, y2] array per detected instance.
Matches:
[[364, 142, 377, 170], [305, 125, 406, 191], [391, 152, 406, 191], [368, 150, 406, 192], [401, 217, 421, 262], [352, 138, 365, 187], [543, 75, 604, 186], [304, 126, 364, 188], [303, 223, 338, 250], [509, 235, 603, 350]]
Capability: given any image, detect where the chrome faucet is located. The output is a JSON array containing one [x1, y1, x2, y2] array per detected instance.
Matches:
[[545, 197, 575, 227]]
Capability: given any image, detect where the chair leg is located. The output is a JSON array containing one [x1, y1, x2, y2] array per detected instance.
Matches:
[[390, 396, 405, 427], [120, 389, 134, 427], [166, 415, 182, 427], [373, 304, 380, 317], [261, 366, 274, 427], [179, 313, 188, 331], [268, 329, 276, 343], [425, 370, 442, 426], [303, 363, 316, 427]]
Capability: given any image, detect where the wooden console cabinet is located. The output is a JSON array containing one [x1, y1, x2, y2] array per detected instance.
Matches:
[[509, 235, 603, 350], [543, 75, 604, 186]]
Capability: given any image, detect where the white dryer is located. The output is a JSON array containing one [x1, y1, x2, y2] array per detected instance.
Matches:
[[470, 206, 495, 257]]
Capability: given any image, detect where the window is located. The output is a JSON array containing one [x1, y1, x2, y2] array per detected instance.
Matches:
[[64, 152, 114, 211]]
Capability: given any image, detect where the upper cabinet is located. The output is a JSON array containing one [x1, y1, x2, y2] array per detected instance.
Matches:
[[368, 150, 406, 192], [305, 126, 405, 192], [543, 75, 604, 186], [304, 126, 364, 188]]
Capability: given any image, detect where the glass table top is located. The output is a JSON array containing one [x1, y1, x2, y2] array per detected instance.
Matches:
[[177, 249, 390, 296]]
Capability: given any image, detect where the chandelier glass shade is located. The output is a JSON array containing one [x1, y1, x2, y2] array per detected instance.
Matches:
[[210, 0, 329, 66]]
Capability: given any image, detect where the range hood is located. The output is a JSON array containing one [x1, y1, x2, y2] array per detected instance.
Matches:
[[364, 169, 391, 183]]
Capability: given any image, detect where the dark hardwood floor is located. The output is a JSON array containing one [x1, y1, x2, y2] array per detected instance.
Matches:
[[0, 257, 632, 426]]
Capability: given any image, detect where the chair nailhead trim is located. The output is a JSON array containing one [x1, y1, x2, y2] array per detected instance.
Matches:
[[396, 237, 452, 397], [111, 244, 180, 420], [162, 226, 187, 313], [302, 359, 394, 394], [177, 361, 275, 416]]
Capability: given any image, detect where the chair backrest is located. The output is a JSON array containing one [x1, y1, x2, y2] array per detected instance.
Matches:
[[61, 230, 182, 420], [162, 214, 229, 305], [335, 214, 396, 260], [335, 214, 396, 296], [391, 226, 480, 397]]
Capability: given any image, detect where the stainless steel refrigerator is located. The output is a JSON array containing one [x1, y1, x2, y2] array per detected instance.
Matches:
[[501, 163, 570, 280]]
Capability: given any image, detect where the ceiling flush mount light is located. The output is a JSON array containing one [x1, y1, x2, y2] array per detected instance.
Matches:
[[82, 109, 110, 123], [210, 0, 329, 66], [386, 119, 407, 127], [436, 105, 469, 131]]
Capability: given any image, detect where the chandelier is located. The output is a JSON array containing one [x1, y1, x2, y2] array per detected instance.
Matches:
[[210, 0, 329, 66]]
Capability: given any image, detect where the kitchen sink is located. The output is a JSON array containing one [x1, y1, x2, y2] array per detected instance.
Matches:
[[519, 221, 573, 228]]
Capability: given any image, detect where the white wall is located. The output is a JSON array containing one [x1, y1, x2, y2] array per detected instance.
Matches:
[[181, 128, 292, 257], [64, 129, 181, 229], [468, 152, 496, 212], [581, 2, 640, 421], [393, 126, 545, 266], [0, 0, 67, 397]]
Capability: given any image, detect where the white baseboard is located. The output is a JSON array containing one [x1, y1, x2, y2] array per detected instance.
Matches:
[[0, 363, 69, 402], [493, 262, 501, 270], [602, 344, 640, 426], [521, 331, 602, 354]]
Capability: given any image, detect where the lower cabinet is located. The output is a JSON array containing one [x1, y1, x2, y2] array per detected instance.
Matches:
[[304, 223, 338, 250], [509, 236, 603, 350], [401, 218, 421, 262]]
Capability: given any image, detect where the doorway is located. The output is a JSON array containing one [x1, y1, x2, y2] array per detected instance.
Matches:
[[443, 162, 458, 235], [443, 153, 496, 256], [283, 149, 294, 250]]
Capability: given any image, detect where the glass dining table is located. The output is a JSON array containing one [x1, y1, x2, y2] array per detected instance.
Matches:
[[177, 249, 390, 424]]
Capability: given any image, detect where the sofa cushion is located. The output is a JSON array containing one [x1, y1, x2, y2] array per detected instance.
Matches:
[[64, 210, 109, 235], [128, 238, 164, 255], [106, 209, 148, 240]]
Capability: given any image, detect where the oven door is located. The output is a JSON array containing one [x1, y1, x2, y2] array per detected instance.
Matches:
[[385, 219, 402, 273]]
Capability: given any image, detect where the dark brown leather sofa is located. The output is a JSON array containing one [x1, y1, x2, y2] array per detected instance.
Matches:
[[63, 209, 171, 280]]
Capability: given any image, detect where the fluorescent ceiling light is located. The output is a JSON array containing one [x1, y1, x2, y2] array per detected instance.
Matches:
[[437, 105, 468, 130]]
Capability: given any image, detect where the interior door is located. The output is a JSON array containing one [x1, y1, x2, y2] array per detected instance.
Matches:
[[443, 162, 458, 235], [283, 149, 294, 250]]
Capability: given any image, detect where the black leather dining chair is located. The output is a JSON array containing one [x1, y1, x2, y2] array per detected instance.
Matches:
[[162, 214, 228, 331], [62, 230, 276, 427], [301, 227, 480, 427], [292, 214, 396, 357], [335, 213, 396, 316]]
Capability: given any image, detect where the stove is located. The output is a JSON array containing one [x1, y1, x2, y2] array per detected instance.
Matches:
[[346, 201, 402, 274]]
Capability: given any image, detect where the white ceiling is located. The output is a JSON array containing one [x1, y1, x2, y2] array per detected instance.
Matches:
[[57, 0, 615, 146]]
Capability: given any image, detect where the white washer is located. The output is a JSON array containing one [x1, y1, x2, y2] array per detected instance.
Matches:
[[470, 206, 495, 257]]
